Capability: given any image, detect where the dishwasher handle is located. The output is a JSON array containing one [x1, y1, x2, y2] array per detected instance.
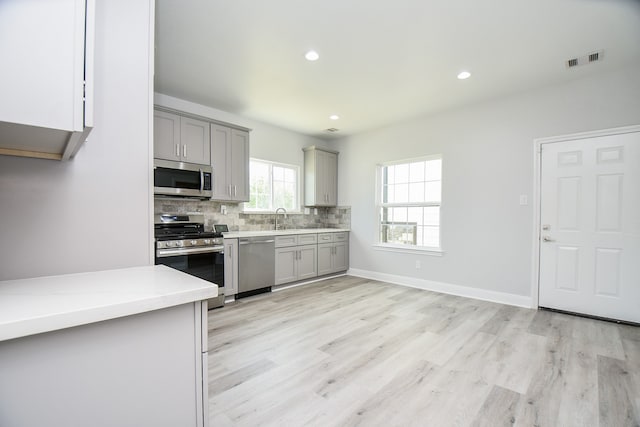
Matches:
[[239, 239, 275, 245]]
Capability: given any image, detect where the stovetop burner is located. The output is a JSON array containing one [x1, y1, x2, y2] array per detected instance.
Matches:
[[154, 213, 223, 240]]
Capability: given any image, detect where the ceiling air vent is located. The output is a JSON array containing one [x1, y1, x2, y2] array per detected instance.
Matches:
[[566, 50, 603, 69], [325, 128, 340, 133]]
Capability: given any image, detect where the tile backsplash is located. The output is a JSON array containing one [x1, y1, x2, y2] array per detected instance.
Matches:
[[154, 198, 350, 231]]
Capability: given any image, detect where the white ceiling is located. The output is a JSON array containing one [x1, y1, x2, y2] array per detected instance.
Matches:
[[154, 0, 640, 139]]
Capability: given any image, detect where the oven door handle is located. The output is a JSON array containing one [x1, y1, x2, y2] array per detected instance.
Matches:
[[156, 246, 224, 258]]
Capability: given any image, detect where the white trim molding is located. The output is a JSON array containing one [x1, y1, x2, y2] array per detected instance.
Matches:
[[348, 268, 533, 308]]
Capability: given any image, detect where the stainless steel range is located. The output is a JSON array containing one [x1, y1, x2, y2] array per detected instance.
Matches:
[[154, 214, 225, 309]]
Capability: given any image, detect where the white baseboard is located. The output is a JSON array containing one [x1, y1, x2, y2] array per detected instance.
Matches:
[[347, 268, 533, 309]]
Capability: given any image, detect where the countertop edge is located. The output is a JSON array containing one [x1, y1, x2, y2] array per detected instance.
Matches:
[[0, 266, 218, 342], [222, 228, 350, 239]]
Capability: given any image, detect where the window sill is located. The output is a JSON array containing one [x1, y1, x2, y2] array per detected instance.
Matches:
[[371, 244, 444, 256]]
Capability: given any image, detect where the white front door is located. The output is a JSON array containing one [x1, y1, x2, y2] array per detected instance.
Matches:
[[538, 128, 640, 323]]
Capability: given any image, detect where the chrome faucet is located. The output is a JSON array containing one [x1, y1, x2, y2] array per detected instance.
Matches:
[[275, 207, 287, 230]]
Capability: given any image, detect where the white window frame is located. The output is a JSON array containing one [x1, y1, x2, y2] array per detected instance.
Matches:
[[244, 158, 301, 213], [374, 154, 443, 255]]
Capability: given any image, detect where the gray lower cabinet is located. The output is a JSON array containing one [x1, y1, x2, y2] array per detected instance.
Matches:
[[0, 301, 209, 427], [275, 245, 317, 285], [275, 234, 318, 285], [224, 238, 239, 296], [317, 232, 349, 275]]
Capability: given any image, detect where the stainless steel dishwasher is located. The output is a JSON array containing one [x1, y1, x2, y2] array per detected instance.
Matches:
[[238, 236, 275, 296]]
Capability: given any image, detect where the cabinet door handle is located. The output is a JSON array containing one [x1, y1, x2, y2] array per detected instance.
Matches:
[[228, 185, 232, 196], [176, 144, 180, 157], [183, 145, 187, 158], [233, 185, 237, 197]]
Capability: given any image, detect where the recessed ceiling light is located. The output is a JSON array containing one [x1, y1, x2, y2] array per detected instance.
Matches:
[[305, 50, 319, 61], [457, 71, 471, 80], [329, 114, 340, 120]]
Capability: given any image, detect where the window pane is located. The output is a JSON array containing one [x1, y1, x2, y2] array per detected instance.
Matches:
[[425, 159, 442, 181], [424, 226, 439, 247], [395, 164, 409, 183], [378, 156, 442, 249], [385, 165, 395, 185], [424, 206, 440, 226], [409, 161, 425, 182], [425, 181, 441, 202], [273, 166, 284, 181], [391, 207, 407, 222], [394, 183, 409, 203], [408, 182, 425, 203], [407, 206, 422, 224], [284, 167, 295, 183], [382, 184, 392, 203], [248, 160, 298, 211], [256, 194, 270, 210]]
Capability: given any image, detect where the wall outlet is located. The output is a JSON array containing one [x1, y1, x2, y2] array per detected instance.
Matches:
[[519, 195, 528, 206], [221, 205, 227, 215], [415, 260, 421, 269], [304, 207, 310, 215], [314, 208, 318, 215]]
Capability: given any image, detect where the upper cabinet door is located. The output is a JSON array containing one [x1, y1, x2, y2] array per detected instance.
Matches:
[[154, 110, 211, 166], [230, 129, 250, 202], [154, 111, 181, 161], [180, 117, 210, 165], [325, 151, 338, 206], [303, 146, 339, 207], [210, 124, 231, 199], [0, 0, 94, 160]]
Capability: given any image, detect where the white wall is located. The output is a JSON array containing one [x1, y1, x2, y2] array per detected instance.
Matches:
[[333, 63, 640, 304], [154, 93, 329, 178], [0, 0, 154, 281]]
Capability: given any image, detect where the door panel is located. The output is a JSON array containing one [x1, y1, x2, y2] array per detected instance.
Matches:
[[539, 130, 640, 323]]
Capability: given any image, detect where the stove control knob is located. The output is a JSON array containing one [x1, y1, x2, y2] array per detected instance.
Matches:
[[164, 242, 173, 248], [204, 239, 211, 245], [191, 240, 198, 246], [176, 241, 184, 247]]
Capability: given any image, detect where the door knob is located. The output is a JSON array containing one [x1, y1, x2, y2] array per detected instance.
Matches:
[[542, 236, 555, 242]]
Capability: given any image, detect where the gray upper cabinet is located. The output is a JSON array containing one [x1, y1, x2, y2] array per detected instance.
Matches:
[[154, 110, 210, 165], [303, 146, 339, 207], [0, 0, 94, 161], [211, 124, 250, 202]]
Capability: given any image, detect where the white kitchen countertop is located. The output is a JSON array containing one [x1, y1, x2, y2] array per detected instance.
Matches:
[[0, 265, 217, 342], [223, 228, 350, 239]]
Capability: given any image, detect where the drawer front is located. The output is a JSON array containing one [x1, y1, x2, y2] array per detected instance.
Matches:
[[275, 235, 298, 247], [332, 232, 348, 242], [317, 233, 333, 243], [297, 234, 318, 245]]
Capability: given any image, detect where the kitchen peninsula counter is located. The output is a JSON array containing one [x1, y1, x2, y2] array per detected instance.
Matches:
[[0, 265, 217, 342], [0, 265, 215, 427]]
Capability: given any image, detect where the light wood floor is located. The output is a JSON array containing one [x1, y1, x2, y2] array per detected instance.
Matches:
[[207, 276, 640, 426]]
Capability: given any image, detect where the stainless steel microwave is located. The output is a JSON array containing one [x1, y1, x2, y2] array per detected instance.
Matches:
[[154, 159, 213, 199]]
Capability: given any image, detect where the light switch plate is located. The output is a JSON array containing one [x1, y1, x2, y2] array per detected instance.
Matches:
[[519, 195, 528, 205]]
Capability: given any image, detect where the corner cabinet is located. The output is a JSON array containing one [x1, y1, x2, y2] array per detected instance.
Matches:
[[154, 110, 210, 166], [211, 124, 250, 202], [0, 0, 95, 161], [303, 146, 339, 207]]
